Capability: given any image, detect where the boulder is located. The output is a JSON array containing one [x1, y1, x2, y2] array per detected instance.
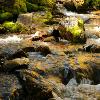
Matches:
[[17, 13, 33, 27], [2, 21, 23, 33], [20, 71, 53, 100], [0, 73, 22, 99], [58, 17, 86, 43], [1, 57, 29, 72]]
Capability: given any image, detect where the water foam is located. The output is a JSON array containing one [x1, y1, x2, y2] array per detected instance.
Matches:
[[56, 4, 90, 21], [0, 35, 22, 44]]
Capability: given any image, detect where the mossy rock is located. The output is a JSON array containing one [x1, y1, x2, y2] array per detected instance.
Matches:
[[58, 17, 86, 43], [0, 12, 13, 23], [32, 11, 52, 24], [2, 21, 23, 33]]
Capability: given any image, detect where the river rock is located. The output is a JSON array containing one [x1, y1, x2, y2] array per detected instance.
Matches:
[[33, 41, 51, 56], [17, 13, 33, 27], [7, 49, 28, 60], [58, 17, 86, 43], [0, 73, 22, 99], [1, 57, 29, 72], [18, 69, 53, 100]]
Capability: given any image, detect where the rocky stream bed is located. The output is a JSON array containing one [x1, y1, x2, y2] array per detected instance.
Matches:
[[0, 1, 100, 100]]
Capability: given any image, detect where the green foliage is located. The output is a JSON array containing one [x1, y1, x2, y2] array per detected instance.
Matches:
[[3, 22, 22, 33], [0, 12, 13, 23], [32, 11, 52, 24], [92, 0, 100, 9], [59, 18, 85, 43], [0, 0, 27, 23], [26, 2, 47, 12], [67, 18, 84, 36], [85, 0, 100, 9], [13, 0, 27, 15], [27, 0, 56, 8]]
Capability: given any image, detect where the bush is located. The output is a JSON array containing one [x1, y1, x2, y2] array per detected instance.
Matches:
[[0, 12, 13, 23], [3, 22, 23, 33]]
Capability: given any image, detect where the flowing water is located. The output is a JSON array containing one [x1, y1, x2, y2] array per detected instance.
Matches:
[[0, 35, 22, 44], [0, 4, 100, 100]]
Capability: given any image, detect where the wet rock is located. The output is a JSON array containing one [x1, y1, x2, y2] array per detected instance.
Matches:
[[63, 0, 77, 11], [1, 57, 29, 72], [19, 70, 53, 100], [0, 73, 22, 99], [22, 47, 35, 52], [35, 45, 51, 56], [17, 13, 33, 27], [58, 17, 86, 43], [7, 49, 28, 60], [43, 36, 56, 42], [33, 42, 51, 56], [88, 58, 100, 84]]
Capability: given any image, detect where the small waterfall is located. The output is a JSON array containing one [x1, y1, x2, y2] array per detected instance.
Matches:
[[0, 35, 22, 44], [80, 78, 92, 84], [86, 38, 100, 46]]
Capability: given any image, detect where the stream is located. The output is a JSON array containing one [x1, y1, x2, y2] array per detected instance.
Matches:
[[0, 5, 100, 100]]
